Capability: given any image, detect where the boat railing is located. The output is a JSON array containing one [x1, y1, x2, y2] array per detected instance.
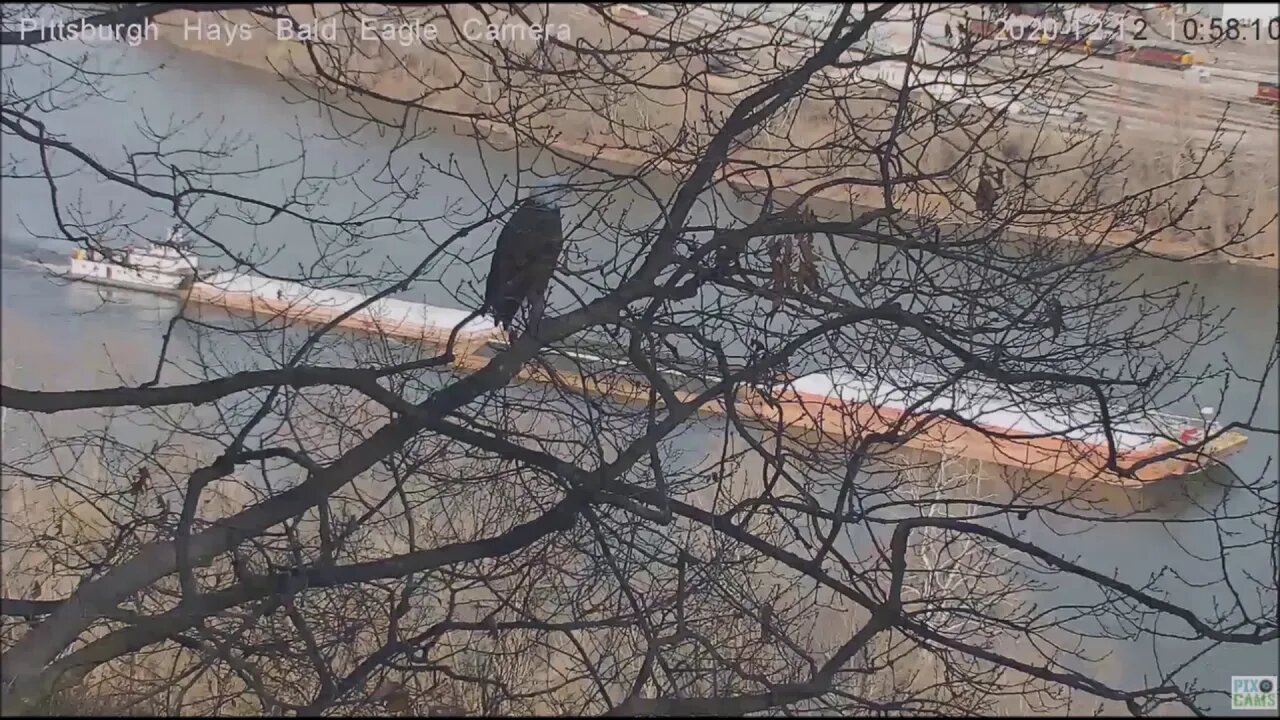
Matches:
[[78, 241, 196, 270], [1145, 408, 1222, 438]]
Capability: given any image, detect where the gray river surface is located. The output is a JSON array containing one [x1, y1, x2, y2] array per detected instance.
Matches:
[[1, 40, 1276, 713]]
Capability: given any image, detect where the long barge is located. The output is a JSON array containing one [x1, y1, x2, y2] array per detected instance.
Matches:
[[53, 243, 1248, 487]]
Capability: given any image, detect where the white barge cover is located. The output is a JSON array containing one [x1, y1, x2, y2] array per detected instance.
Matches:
[[782, 371, 1206, 453], [197, 271, 499, 339]]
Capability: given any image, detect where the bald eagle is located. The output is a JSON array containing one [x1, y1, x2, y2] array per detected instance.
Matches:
[[975, 162, 1003, 216], [975, 175, 997, 215], [484, 184, 567, 336]]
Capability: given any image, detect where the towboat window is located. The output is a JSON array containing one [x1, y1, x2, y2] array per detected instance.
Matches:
[[165, 225, 192, 250]]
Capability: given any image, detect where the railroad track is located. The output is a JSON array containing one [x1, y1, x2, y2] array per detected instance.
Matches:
[[1074, 75, 1278, 136], [573, 5, 1275, 141]]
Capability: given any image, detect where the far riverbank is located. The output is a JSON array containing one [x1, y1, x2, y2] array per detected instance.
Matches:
[[142, 7, 1278, 269]]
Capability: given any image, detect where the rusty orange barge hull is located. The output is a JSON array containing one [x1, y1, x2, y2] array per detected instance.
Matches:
[[744, 388, 1247, 487]]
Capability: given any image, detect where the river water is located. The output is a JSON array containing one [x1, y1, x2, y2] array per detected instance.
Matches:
[[1, 40, 1276, 713]]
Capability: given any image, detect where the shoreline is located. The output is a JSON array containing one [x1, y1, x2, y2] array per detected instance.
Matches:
[[147, 26, 1277, 270]]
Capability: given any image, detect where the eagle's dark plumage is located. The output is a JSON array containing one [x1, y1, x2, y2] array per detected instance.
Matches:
[[975, 176, 997, 215], [975, 162, 1001, 216], [1043, 297, 1064, 338], [484, 187, 566, 336]]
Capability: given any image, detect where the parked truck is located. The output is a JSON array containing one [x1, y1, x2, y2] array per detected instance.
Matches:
[[1120, 45, 1194, 70], [1253, 81, 1279, 106]]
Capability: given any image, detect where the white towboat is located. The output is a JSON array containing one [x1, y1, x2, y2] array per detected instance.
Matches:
[[65, 226, 197, 292]]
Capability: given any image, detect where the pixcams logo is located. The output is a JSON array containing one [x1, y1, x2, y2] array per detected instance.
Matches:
[[1231, 676, 1277, 711]]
